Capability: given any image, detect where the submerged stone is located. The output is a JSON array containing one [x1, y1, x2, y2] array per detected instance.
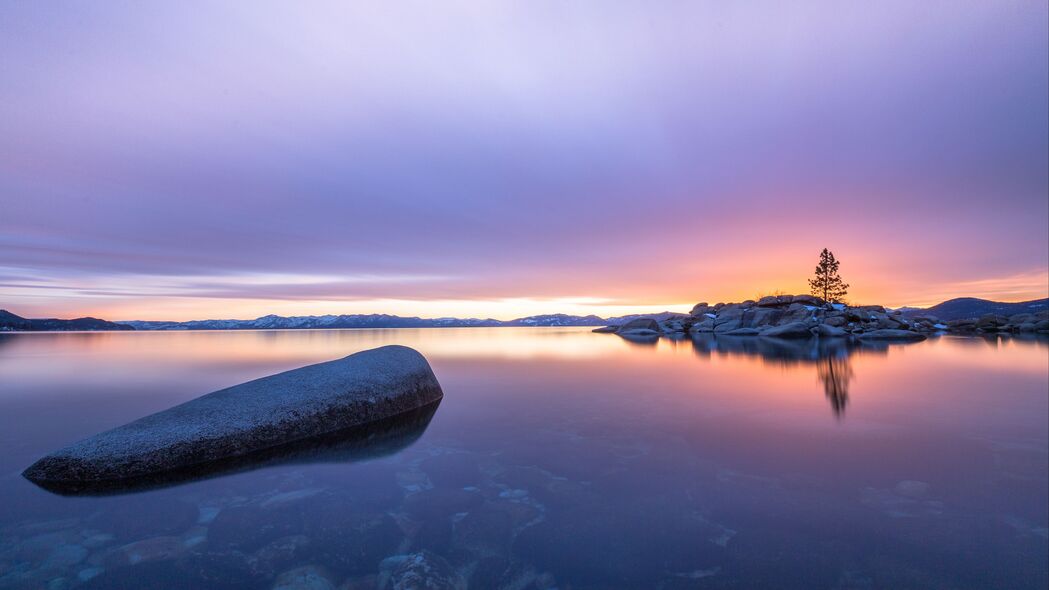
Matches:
[[23, 346, 443, 490]]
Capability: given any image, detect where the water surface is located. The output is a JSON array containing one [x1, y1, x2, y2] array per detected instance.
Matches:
[[0, 329, 1046, 589]]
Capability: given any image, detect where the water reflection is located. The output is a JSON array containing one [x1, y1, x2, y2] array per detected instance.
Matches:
[[688, 335, 877, 418], [818, 355, 853, 418], [0, 330, 1045, 589]]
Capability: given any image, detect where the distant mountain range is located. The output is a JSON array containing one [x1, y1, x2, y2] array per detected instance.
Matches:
[[3, 298, 1045, 332], [898, 297, 1048, 321], [1, 308, 681, 332], [0, 309, 134, 332], [121, 311, 687, 331], [122, 313, 607, 331]]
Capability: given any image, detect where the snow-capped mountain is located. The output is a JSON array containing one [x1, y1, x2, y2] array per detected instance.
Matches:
[[121, 313, 613, 331]]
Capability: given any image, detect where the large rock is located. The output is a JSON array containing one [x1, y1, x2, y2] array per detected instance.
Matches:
[[688, 318, 715, 333], [713, 319, 742, 333], [824, 315, 847, 327], [23, 346, 444, 486], [722, 327, 762, 336], [759, 321, 812, 339], [738, 307, 783, 329], [946, 318, 977, 332], [815, 324, 848, 337], [713, 304, 745, 325], [791, 294, 824, 306], [977, 314, 1009, 331], [857, 329, 926, 341], [689, 302, 710, 317], [756, 295, 798, 307], [616, 318, 661, 336]]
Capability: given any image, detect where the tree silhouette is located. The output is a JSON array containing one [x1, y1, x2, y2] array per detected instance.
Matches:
[[809, 248, 849, 303]]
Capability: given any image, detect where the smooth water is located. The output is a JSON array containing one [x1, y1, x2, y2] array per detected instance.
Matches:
[[0, 329, 1046, 589]]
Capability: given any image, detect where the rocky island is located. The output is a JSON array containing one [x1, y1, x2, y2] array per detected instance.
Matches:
[[595, 294, 1049, 340]]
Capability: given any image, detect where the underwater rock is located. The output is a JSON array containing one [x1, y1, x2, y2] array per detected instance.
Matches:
[[272, 565, 337, 590], [103, 536, 186, 567], [382, 551, 463, 590], [23, 346, 443, 493]]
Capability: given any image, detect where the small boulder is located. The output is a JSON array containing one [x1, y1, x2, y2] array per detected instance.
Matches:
[[852, 305, 887, 314], [756, 295, 794, 307], [824, 316, 847, 327], [689, 318, 715, 333], [791, 294, 824, 306], [714, 304, 745, 324], [815, 324, 847, 337], [713, 319, 742, 333], [857, 329, 926, 341], [947, 318, 977, 332], [689, 302, 710, 317], [759, 322, 812, 339], [722, 327, 762, 336], [616, 318, 661, 336], [977, 314, 1009, 331]]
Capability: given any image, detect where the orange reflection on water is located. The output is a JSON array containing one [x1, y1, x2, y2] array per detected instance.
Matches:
[[0, 329, 1045, 430]]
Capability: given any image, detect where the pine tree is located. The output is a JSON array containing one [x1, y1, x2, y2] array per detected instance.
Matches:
[[809, 248, 849, 303]]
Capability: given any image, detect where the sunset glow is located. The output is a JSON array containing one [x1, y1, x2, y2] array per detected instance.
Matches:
[[2, 1, 1046, 320]]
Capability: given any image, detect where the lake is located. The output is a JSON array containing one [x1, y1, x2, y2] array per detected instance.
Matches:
[[0, 328, 1046, 589]]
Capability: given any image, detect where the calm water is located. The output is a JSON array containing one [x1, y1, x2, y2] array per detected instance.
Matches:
[[0, 329, 1046, 589]]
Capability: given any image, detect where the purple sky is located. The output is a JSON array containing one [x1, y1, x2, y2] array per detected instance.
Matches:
[[1, 1, 1047, 320]]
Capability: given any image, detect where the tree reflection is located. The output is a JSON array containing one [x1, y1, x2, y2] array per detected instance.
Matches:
[[817, 355, 853, 418], [690, 334, 871, 418]]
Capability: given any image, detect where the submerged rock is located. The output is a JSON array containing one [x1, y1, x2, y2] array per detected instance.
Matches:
[[23, 346, 443, 489], [272, 565, 336, 590], [382, 551, 463, 590]]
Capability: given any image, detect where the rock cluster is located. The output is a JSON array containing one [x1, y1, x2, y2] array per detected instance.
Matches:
[[595, 294, 944, 340], [596, 295, 1049, 341], [945, 312, 1049, 334]]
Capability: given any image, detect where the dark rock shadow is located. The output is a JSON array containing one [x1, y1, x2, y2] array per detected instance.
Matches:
[[26, 400, 440, 496]]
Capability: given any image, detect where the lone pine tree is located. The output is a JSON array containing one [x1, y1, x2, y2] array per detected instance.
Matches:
[[809, 248, 849, 303]]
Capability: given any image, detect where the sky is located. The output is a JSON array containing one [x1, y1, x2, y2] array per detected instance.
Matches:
[[1, 1, 1047, 321]]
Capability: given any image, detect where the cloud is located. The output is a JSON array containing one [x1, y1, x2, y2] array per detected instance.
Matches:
[[0, 1, 1046, 318]]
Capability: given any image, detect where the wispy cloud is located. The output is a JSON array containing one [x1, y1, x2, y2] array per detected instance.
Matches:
[[0, 1, 1045, 318]]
